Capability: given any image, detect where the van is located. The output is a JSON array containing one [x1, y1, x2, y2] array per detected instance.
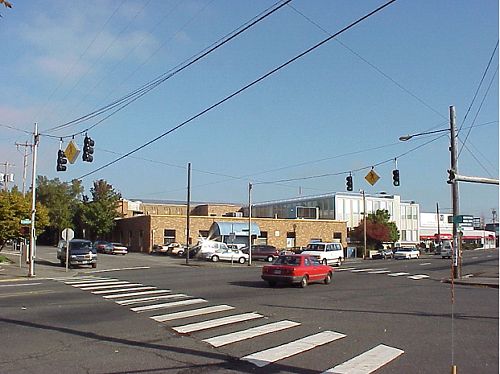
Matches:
[[195, 240, 229, 256], [301, 242, 344, 266], [441, 241, 453, 259]]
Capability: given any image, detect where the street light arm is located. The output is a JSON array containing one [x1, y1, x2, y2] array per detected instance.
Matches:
[[399, 128, 449, 141]]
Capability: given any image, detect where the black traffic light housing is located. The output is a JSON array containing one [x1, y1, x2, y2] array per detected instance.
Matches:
[[346, 175, 353, 191], [82, 135, 95, 162], [447, 169, 455, 184], [57, 149, 67, 171], [392, 169, 400, 186]]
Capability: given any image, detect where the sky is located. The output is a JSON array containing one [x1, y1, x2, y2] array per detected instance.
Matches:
[[1, 0, 498, 221]]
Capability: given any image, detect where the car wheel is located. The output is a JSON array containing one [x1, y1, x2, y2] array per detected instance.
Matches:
[[300, 276, 308, 288], [337, 257, 342, 266], [266, 256, 274, 262], [92, 263, 97, 269], [211, 255, 219, 262], [238, 257, 246, 264], [267, 281, 276, 287], [324, 272, 332, 284], [322, 258, 328, 265]]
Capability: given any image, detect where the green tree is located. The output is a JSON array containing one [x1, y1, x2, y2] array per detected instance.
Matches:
[[81, 179, 121, 240], [36, 176, 83, 242], [0, 188, 49, 250]]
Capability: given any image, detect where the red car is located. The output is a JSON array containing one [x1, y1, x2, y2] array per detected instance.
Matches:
[[261, 254, 333, 288]]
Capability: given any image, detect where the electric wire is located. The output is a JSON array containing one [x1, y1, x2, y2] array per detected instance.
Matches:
[[76, 0, 398, 180], [42, 0, 291, 136]]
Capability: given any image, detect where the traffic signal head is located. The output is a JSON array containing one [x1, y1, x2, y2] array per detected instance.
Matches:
[[346, 175, 353, 191], [392, 169, 400, 186], [57, 149, 67, 172], [447, 169, 455, 184], [82, 136, 95, 162]]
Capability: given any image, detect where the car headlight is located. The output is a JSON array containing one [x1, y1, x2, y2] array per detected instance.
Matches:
[[70, 255, 77, 259]]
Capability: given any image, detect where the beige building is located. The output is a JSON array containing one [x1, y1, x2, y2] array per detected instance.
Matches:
[[114, 199, 347, 253]]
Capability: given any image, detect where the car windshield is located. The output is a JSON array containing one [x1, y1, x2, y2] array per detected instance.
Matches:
[[397, 248, 411, 252], [274, 256, 300, 266], [71, 241, 91, 250]]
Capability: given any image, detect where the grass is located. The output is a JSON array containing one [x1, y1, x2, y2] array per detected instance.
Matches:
[[0, 254, 13, 264]]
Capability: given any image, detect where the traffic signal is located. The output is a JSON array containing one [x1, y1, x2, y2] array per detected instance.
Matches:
[[392, 169, 400, 186], [447, 169, 455, 184], [346, 175, 353, 191], [82, 136, 95, 162], [56, 150, 67, 171]]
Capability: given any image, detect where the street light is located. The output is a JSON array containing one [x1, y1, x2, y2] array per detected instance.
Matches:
[[399, 128, 449, 142]]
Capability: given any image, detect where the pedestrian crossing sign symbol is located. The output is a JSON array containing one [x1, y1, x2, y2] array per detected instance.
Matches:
[[65, 140, 80, 164], [365, 169, 380, 186]]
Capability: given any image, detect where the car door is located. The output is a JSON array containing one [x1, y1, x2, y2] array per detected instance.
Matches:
[[310, 257, 326, 279]]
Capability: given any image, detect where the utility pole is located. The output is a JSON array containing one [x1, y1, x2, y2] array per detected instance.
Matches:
[[449, 106, 460, 279], [248, 182, 252, 266], [185, 162, 191, 265], [28, 123, 39, 278], [436, 202, 441, 252], [16, 142, 32, 195], [1, 161, 15, 192], [360, 190, 367, 259]]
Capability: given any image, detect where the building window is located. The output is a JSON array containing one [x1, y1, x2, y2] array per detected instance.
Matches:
[[333, 232, 342, 241], [164, 229, 176, 245]]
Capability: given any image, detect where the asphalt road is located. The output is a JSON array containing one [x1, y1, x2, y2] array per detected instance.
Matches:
[[0, 246, 497, 373]]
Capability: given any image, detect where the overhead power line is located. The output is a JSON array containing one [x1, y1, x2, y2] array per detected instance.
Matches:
[[77, 0, 398, 180]]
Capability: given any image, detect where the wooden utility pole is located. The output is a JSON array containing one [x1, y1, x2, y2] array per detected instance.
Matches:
[[16, 141, 32, 195], [449, 106, 460, 279], [185, 162, 191, 264]]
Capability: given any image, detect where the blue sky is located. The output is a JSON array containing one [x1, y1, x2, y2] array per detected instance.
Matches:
[[1, 0, 498, 220]]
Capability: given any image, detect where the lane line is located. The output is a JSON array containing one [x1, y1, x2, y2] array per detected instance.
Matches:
[[70, 281, 130, 288], [79, 283, 143, 291], [88, 266, 150, 273], [93, 286, 156, 295], [151, 305, 235, 323], [241, 331, 346, 368], [368, 270, 391, 274], [117, 294, 188, 306], [173, 312, 262, 334], [336, 268, 356, 272], [408, 274, 429, 280], [0, 282, 42, 288], [322, 344, 404, 373], [419, 262, 432, 266], [387, 272, 409, 277], [103, 289, 171, 299], [203, 320, 300, 347], [131, 298, 207, 312], [351, 269, 375, 273]]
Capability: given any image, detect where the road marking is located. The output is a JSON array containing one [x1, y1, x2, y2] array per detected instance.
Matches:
[[63, 278, 118, 285], [131, 298, 207, 312], [368, 270, 391, 274], [152, 305, 235, 323], [173, 312, 262, 334], [92, 286, 156, 295], [408, 274, 430, 280], [117, 294, 187, 306], [70, 281, 129, 288], [322, 344, 404, 373], [351, 268, 375, 273], [472, 256, 478, 259], [88, 266, 150, 273], [79, 283, 143, 291], [241, 331, 346, 368], [103, 289, 171, 299], [336, 267, 356, 272], [387, 272, 409, 277], [203, 320, 300, 347], [419, 262, 432, 266], [0, 282, 42, 288]]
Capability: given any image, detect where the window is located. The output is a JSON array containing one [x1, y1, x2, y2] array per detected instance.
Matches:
[[164, 229, 176, 245], [333, 232, 342, 241], [304, 258, 311, 266]]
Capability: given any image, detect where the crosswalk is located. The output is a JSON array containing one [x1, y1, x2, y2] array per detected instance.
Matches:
[[54, 275, 404, 372], [336, 266, 430, 281]]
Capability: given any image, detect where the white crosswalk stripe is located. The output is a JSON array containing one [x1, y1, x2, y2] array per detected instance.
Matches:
[[79, 283, 143, 291], [64, 278, 118, 285], [408, 274, 429, 280], [93, 286, 156, 295], [387, 272, 410, 277], [351, 268, 375, 273], [322, 344, 404, 373], [103, 289, 171, 299], [117, 294, 187, 306], [131, 298, 207, 312], [241, 331, 346, 367], [368, 270, 391, 274], [69, 280, 128, 288], [151, 305, 235, 323], [203, 320, 300, 347], [336, 267, 356, 272], [173, 312, 263, 334]]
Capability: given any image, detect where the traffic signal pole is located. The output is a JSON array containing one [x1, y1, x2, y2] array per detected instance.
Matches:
[[28, 123, 39, 277], [449, 106, 460, 279]]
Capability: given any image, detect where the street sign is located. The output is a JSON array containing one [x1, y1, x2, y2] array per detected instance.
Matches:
[[20, 219, 31, 225], [61, 228, 75, 241], [65, 140, 80, 164], [453, 215, 474, 227], [365, 169, 380, 186]]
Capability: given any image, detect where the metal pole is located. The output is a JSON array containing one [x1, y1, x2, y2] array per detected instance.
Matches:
[[185, 162, 191, 264], [362, 190, 367, 259], [248, 182, 252, 266], [450, 106, 460, 279], [28, 123, 39, 278], [436, 202, 441, 252]]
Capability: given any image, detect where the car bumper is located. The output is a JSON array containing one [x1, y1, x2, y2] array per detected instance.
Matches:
[[112, 250, 127, 255], [261, 274, 302, 284]]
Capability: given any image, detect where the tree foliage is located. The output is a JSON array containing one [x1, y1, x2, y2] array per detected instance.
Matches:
[[350, 209, 399, 248], [0, 188, 49, 250], [81, 179, 121, 240]]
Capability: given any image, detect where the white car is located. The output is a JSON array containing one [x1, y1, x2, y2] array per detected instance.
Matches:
[[301, 242, 344, 266], [204, 248, 249, 264], [394, 247, 420, 260]]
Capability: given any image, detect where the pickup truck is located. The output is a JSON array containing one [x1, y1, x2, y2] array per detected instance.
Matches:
[[57, 239, 97, 268], [301, 242, 344, 266]]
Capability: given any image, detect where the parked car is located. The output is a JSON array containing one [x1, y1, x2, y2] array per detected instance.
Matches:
[[203, 248, 249, 264], [93, 240, 112, 253], [195, 240, 230, 256], [261, 254, 333, 288], [371, 249, 393, 260], [394, 247, 420, 260], [301, 242, 344, 266], [226, 243, 246, 250], [57, 239, 97, 268], [241, 244, 280, 262], [152, 242, 182, 255], [107, 243, 128, 255]]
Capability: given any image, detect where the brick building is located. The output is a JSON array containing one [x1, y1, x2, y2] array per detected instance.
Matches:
[[113, 199, 347, 253]]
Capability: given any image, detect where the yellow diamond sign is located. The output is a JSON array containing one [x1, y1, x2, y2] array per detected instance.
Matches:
[[65, 140, 80, 164], [365, 169, 380, 186]]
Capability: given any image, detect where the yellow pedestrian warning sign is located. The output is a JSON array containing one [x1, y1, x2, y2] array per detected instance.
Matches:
[[65, 140, 80, 164], [365, 169, 380, 186]]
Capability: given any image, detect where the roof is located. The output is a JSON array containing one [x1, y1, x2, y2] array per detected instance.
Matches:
[[209, 221, 260, 237]]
